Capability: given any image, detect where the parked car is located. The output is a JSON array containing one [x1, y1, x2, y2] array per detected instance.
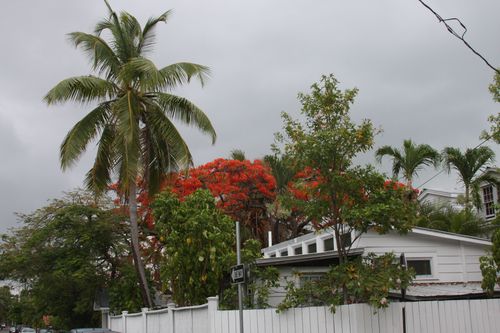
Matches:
[[20, 328, 35, 333], [69, 330, 116, 333], [8, 327, 15, 333]]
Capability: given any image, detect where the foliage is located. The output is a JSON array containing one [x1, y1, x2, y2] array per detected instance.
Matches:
[[263, 154, 311, 242], [219, 239, 280, 309], [276, 74, 418, 264], [229, 149, 246, 161], [489, 72, 500, 103], [168, 158, 276, 243], [0, 287, 13, 322], [481, 73, 500, 143], [480, 228, 500, 295], [0, 190, 132, 328], [108, 262, 146, 313], [277, 253, 414, 312], [442, 146, 496, 210], [416, 202, 488, 236], [152, 189, 235, 306], [375, 139, 440, 187], [44, 1, 215, 307]]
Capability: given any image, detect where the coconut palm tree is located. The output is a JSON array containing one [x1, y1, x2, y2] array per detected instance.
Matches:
[[442, 146, 496, 210], [375, 139, 440, 188], [44, 1, 216, 308]]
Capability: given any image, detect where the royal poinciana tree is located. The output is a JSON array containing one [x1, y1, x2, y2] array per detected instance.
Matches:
[[44, 1, 216, 308], [277, 74, 417, 265], [168, 158, 276, 243]]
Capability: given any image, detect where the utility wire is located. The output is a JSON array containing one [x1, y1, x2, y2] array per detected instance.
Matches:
[[417, 0, 500, 75], [415, 138, 491, 189]]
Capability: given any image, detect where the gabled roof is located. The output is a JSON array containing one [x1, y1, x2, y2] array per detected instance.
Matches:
[[411, 227, 492, 246], [417, 188, 462, 201]]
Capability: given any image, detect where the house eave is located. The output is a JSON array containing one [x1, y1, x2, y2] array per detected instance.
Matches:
[[256, 248, 364, 267]]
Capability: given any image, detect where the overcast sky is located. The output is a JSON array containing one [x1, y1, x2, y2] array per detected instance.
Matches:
[[0, 0, 499, 233]]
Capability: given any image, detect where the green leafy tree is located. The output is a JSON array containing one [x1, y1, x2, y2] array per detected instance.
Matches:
[[0, 191, 131, 328], [0, 287, 13, 323], [480, 228, 500, 295], [375, 139, 440, 187], [44, 1, 216, 307], [277, 74, 417, 262], [442, 146, 496, 210], [277, 253, 414, 312], [152, 189, 234, 306], [275, 74, 417, 304]]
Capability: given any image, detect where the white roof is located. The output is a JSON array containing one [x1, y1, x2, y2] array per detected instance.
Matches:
[[405, 282, 500, 298]]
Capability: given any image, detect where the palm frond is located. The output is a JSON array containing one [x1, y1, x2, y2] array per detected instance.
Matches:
[[118, 57, 162, 88], [153, 92, 216, 143], [84, 125, 116, 193], [67, 32, 120, 78], [45, 76, 118, 105], [113, 93, 141, 188], [375, 145, 397, 164], [142, 104, 193, 194], [60, 103, 111, 170], [158, 62, 211, 88], [230, 149, 246, 161], [138, 10, 173, 54]]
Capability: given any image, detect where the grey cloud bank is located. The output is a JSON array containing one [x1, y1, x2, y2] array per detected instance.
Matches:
[[0, 0, 499, 232]]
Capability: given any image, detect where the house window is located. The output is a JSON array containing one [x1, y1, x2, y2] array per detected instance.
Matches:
[[269, 253, 276, 258], [280, 250, 288, 257], [339, 232, 352, 248], [294, 247, 303, 255], [299, 273, 325, 287], [483, 185, 495, 218], [407, 259, 432, 277], [307, 243, 317, 254], [323, 237, 334, 251]]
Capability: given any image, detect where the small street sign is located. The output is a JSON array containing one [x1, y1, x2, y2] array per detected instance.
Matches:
[[230, 264, 245, 284]]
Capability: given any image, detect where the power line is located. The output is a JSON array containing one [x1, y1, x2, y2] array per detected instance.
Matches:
[[417, 0, 500, 75]]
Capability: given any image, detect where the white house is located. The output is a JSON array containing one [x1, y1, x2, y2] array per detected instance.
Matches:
[[417, 188, 463, 209], [478, 167, 500, 221], [257, 227, 495, 306]]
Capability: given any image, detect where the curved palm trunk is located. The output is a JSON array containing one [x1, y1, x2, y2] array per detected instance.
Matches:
[[129, 182, 154, 308]]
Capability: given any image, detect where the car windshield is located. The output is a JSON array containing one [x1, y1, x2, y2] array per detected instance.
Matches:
[[22, 329, 35, 333]]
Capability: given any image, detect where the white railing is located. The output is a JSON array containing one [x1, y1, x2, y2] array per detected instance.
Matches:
[[108, 297, 500, 333]]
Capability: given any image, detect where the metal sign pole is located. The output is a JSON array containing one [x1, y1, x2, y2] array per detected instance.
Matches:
[[236, 221, 244, 333]]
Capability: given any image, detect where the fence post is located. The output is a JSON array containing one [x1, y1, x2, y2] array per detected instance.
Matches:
[[122, 311, 128, 333], [167, 303, 176, 333], [141, 307, 148, 333], [101, 308, 109, 329], [207, 296, 219, 333]]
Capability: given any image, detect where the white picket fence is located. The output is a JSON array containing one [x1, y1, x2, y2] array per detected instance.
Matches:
[[107, 297, 500, 333]]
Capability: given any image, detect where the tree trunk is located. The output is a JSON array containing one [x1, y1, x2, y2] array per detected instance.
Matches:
[[465, 183, 471, 212], [334, 224, 349, 304], [129, 182, 154, 308]]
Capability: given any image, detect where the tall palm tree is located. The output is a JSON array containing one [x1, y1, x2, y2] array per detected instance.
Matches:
[[442, 146, 496, 210], [44, 1, 216, 308], [375, 139, 440, 187]]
